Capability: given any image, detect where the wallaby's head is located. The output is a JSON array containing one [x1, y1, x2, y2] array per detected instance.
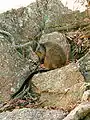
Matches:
[[31, 41, 46, 63]]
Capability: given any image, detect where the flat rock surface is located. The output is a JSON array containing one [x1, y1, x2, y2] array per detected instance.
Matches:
[[0, 108, 67, 120], [32, 63, 85, 109]]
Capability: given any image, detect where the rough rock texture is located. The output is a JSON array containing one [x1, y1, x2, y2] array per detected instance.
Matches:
[[40, 32, 70, 56], [42, 0, 72, 33], [0, 34, 35, 102], [32, 63, 85, 109], [81, 90, 90, 102], [0, 0, 71, 102], [0, 108, 67, 120], [0, 1, 70, 102], [0, 0, 71, 44], [0, 4, 42, 44], [78, 50, 90, 82]]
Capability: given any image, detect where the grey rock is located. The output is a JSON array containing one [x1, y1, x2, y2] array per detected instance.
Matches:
[[43, 0, 72, 33], [0, 5, 41, 44], [78, 50, 90, 82], [0, 108, 67, 120], [0, 35, 35, 101]]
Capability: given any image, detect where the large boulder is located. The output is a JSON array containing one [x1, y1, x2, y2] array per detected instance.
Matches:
[[0, 4, 41, 43], [0, 0, 71, 43], [42, 0, 72, 33], [32, 63, 85, 109], [0, 35, 34, 102]]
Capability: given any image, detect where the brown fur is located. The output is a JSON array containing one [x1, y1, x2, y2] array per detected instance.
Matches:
[[34, 42, 67, 70]]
